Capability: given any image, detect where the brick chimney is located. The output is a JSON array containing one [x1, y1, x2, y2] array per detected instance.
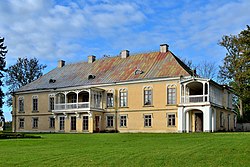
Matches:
[[88, 55, 96, 63], [160, 44, 169, 53], [58, 60, 65, 68], [121, 50, 129, 58]]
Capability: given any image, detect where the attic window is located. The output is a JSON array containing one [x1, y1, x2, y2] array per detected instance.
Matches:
[[134, 69, 144, 75], [88, 74, 96, 80], [49, 79, 56, 83]]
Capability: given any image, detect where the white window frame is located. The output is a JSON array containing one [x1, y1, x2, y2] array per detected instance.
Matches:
[[18, 96, 24, 112], [49, 117, 55, 128], [119, 88, 128, 107], [19, 118, 24, 129], [32, 117, 39, 129], [167, 85, 176, 105], [144, 114, 152, 127], [143, 86, 153, 106], [106, 115, 114, 128], [48, 94, 55, 111], [107, 90, 114, 108], [120, 115, 127, 128], [59, 116, 65, 131], [82, 115, 89, 131], [167, 113, 176, 127], [32, 95, 39, 112]]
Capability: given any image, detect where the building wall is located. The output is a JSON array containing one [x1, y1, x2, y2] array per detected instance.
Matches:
[[215, 108, 235, 131], [12, 91, 54, 132], [12, 79, 235, 133]]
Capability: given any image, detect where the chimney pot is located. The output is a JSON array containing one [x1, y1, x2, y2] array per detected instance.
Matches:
[[88, 55, 96, 63], [121, 50, 129, 58], [58, 60, 65, 68], [160, 44, 169, 53]]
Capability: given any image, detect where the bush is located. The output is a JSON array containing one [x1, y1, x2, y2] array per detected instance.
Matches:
[[0, 132, 41, 139]]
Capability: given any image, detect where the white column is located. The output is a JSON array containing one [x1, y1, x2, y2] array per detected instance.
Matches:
[[64, 92, 67, 109], [207, 83, 210, 102], [203, 82, 205, 102], [183, 84, 186, 103], [178, 107, 184, 132], [76, 91, 79, 108], [186, 111, 189, 133], [211, 109, 214, 132], [203, 107, 212, 132]]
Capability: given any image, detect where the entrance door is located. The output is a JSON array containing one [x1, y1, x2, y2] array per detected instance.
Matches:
[[95, 116, 100, 132], [195, 113, 203, 132]]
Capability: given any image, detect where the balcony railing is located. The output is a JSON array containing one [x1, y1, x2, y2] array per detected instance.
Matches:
[[54, 102, 90, 110], [181, 95, 209, 103]]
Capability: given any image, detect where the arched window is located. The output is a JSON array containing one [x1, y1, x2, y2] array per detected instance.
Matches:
[[144, 86, 152, 106], [167, 85, 176, 104], [107, 89, 114, 108], [119, 89, 128, 107]]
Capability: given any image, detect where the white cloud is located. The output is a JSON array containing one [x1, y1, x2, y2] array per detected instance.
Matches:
[[0, 0, 146, 65]]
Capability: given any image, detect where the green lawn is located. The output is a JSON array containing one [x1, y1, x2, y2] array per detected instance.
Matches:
[[0, 133, 250, 167]]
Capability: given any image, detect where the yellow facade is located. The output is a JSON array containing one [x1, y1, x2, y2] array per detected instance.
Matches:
[[12, 78, 235, 133]]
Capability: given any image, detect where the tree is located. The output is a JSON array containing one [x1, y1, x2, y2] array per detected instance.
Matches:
[[219, 25, 250, 121], [182, 58, 218, 80], [0, 37, 7, 120], [5, 57, 46, 106]]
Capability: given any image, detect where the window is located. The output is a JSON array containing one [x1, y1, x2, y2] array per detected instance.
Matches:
[[120, 115, 127, 127], [49, 96, 54, 111], [83, 116, 89, 131], [71, 116, 76, 131], [32, 96, 38, 111], [59, 117, 65, 131], [144, 114, 152, 127], [19, 118, 24, 129], [49, 117, 55, 128], [167, 114, 176, 126], [144, 87, 152, 106], [32, 118, 38, 128], [106, 115, 114, 128], [18, 97, 24, 112], [167, 86, 176, 104], [220, 112, 224, 127], [107, 91, 114, 108], [119, 89, 128, 107], [93, 91, 102, 108]]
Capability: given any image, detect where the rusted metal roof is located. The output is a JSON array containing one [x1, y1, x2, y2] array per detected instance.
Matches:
[[16, 51, 192, 92]]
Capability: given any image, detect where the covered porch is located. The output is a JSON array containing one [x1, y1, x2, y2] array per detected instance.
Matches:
[[178, 106, 217, 132], [53, 88, 104, 112]]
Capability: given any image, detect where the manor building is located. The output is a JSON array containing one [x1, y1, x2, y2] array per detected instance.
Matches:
[[12, 44, 236, 133]]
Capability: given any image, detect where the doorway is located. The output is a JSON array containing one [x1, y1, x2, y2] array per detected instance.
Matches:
[[95, 116, 100, 132], [195, 113, 203, 132]]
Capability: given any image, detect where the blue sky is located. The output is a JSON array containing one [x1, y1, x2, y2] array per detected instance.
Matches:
[[0, 0, 249, 121]]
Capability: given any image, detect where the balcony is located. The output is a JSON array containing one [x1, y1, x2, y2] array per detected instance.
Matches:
[[181, 95, 209, 103], [54, 102, 90, 110], [52, 88, 104, 113]]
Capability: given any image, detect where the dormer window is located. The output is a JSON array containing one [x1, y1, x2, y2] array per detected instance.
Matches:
[[49, 79, 56, 83], [88, 74, 96, 80], [134, 69, 143, 75]]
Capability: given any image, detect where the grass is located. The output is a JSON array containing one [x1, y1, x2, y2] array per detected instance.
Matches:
[[0, 133, 250, 167]]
